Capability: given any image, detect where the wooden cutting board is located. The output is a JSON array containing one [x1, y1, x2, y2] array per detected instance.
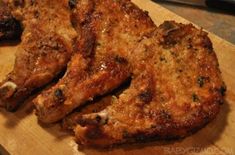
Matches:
[[0, 0, 235, 155]]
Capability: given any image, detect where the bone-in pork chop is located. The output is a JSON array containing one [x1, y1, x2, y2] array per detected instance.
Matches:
[[0, 0, 77, 111], [34, 0, 225, 147], [33, 0, 155, 123], [74, 20, 226, 147]]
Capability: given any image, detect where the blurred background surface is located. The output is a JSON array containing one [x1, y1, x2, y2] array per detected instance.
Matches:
[[153, 0, 235, 44]]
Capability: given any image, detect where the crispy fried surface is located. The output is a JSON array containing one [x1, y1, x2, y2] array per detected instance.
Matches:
[[69, 1, 224, 147], [0, 0, 225, 148], [33, 0, 225, 147], [0, 0, 77, 111], [33, 0, 155, 123]]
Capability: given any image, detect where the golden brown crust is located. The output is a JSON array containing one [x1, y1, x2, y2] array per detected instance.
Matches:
[[31, 0, 225, 146], [73, 19, 225, 147], [0, 0, 77, 111], [0, 0, 225, 147], [33, 0, 155, 123], [34, 51, 130, 123]]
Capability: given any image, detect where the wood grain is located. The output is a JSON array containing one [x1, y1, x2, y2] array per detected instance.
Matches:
[[0, 0, 235, 155]]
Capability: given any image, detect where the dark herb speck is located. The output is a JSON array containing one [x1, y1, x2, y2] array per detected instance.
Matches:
[[178, 69, 183, 73], [219, 86, 226, 96], [114, 56, 128, 64], [138, 89, 152, 103], [192, 93, 199, 102], [160, 56, 167, 62], [55, 89, 63, 97], [95, 115, 101, 123], [54, 89, 65, 102], [197, 76, 205, 87], [69, 0, 77, 9]]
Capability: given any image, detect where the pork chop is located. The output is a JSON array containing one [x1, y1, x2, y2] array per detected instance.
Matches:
[[0, 0, 77, 111], [34, 0, 155, 123], [73, 20, 226, 147], [0, 0, 225, 147], [33, 0, 225, 146]]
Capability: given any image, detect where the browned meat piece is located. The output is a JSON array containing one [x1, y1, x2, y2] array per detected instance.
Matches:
[[73, 20, 225, 147], [0, 3, 22, 40], [62, 95, 113, 131], [34, 0, 155, 123], [34, 44, 130, 123], [0, 0, 77, 111], [62, 79, 129, 131]]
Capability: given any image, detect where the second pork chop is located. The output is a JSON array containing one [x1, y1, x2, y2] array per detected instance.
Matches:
[[34, 0, 155, 123]]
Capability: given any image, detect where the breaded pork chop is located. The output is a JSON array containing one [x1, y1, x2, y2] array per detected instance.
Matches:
[[34, 0, 155, 123], [73, 21, 226, 147], [0, 0, 77, 111]]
